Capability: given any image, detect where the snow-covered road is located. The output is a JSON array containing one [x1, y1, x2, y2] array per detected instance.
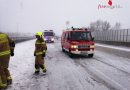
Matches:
[[7, 40, 130, 90]]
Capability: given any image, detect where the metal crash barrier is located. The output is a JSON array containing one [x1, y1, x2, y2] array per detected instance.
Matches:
[[6, 32, 35, 43]]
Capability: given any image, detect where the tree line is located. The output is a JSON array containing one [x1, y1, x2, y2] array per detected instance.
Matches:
[[89, 20, 121, 31]]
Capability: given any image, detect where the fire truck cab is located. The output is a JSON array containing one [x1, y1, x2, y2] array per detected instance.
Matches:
[[61, 27, 95, 58], [43, 30, 55, 43]]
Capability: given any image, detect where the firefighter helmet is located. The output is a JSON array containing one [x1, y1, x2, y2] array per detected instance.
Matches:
[[36, 32, 42, 38]]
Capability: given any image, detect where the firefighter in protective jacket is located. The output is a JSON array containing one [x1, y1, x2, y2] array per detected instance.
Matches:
[[0, 32, 15, 89], [34, 32, 47, 74]]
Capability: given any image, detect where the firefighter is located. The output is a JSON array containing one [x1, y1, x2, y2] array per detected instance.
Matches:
[[34, 32, 47, 74], [0, 32, 15, 89]]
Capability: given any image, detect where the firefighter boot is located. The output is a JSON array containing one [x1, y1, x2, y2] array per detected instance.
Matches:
[[7, 76, 12, 85], [0, 84, 7, 90], [43, 68, 46, 73], [40, 64, 46, 73], [0, 76, 7, 89], [35, 64, 40, 74], [35, 70, 40, 74]]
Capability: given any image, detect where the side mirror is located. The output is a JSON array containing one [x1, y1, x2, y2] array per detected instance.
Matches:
[[92, 37, 94, 41]]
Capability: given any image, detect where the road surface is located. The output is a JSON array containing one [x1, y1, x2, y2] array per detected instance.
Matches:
[[7, 39, 130, 90]]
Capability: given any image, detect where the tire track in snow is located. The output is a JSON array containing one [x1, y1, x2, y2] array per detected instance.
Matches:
[[74, 59, 128, 90], [93, 56, 130, 75]]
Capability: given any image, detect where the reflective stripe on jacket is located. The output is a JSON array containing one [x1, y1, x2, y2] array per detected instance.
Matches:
[[0, 50, 10, 57], [36, 42, 45, 45], [34, 38, 47, 56], [35, 50, 46, 55]]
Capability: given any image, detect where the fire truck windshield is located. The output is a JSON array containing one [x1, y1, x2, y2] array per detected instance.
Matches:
[[71, 32, 92, 41]]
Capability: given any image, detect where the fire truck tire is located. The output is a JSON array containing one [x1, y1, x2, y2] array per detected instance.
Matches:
[[68, 50, 74, 58], [62, 46, 65, 52], [88, 54, 94, 58]]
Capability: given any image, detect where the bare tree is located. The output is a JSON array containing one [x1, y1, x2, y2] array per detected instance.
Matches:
[[90, 20, 111, 31], [113, 22, 121, 30], [90, 22, 97, 31], [96, 20, 102, 31], [102, 21, 111, 31], [90, 20, 102, 31]]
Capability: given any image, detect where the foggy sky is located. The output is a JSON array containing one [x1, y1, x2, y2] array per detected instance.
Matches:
[[0, 0, 130, 35]]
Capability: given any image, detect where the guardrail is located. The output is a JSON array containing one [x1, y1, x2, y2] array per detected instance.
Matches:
[[5, 32, 35, 43], [10, 36, 35, 43]]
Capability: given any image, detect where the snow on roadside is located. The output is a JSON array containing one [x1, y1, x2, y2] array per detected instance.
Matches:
[[96, 43, 130, 52]]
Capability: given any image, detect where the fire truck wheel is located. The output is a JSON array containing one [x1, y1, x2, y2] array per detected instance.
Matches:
[[88, 54, 94, 58], [69, 53, 74, 58], [68, 50, 74, 58], [62, 46, 65, 52]]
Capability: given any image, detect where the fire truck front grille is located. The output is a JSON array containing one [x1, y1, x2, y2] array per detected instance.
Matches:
[[78, 44, 90, 49]]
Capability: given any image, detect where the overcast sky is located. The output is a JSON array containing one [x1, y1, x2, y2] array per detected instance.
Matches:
[[0, 0, 130, 35]]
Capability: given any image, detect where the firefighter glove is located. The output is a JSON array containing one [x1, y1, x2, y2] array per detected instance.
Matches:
[[42, 53, 45, 57], [10, 42, 15, 47], [11, 50, 14, 56], [34, 53, 36, 56]]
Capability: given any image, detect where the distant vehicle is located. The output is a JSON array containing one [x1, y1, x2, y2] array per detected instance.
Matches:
[[61, 27, 95, 58], [43, 30, 55, 43]]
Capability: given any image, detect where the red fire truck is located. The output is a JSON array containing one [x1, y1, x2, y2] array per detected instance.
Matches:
[[61, 27, 95, 58]]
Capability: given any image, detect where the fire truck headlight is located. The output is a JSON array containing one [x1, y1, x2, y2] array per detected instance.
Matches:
[[71, 45, 78, 48], [44, 38, 47, 41], [90, 45, 95, 48], [51, 38, 54, 41]]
